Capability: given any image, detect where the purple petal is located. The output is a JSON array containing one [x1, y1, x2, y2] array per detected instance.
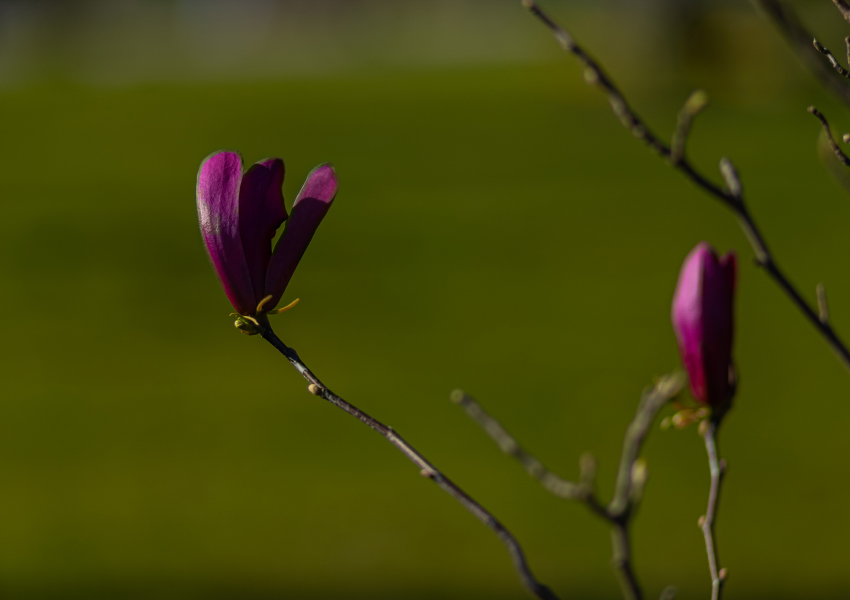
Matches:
[[264, 163, 339, 309], [239, 157, 287, 307], [671, 243, 736, 405], [196, 151, 256, 315]]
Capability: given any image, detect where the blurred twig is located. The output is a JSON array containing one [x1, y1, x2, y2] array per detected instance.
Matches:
[[520, 0, 850, 376], [257, 320, 559, 600], [812, 38, 850, 79], [753, 0, 850, 107], [698, 415, 728, 600], [809, 106, 850, 167], [452, 372, 687, 600]]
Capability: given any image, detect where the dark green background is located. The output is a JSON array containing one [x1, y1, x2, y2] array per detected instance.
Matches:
[[2, 1, 850, 598]]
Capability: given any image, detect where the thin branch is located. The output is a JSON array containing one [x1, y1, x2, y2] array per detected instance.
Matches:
[[754, 0, 850, 108], [809, 106, 850, 167], [522, 0, 850, 376], [813, 38, 850, 79], [699, 415, 728, 600], [256, 320, 559, 600], [453, 373, 686, 600]]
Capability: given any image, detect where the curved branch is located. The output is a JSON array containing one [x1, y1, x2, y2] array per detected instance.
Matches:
[[453, 373, 686, 600], [257, 320, 559, 600], [521, 0, 850, 376]]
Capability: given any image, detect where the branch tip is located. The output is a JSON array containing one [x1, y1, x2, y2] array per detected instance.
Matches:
[[672, 90, 709, 164], [810, 106, 850, 167]]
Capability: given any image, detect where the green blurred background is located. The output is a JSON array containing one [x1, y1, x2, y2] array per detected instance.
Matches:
[[2, 0, 850, 598]]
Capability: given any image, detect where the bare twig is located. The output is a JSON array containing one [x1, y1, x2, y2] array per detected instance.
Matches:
[[813, 38, 850, 79], [809, 106, 850, 167], [754, 0, 850, 107], [698, 415, 728, 600], [453, 373, 686, 600], [522, 0, 850, 375], [255, 320, 558, 600]]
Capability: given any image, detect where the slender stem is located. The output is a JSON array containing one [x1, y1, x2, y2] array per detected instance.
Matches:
[[700, 416, 727, 600], [257, 322, 559, 600], [521, 0, 850, 376], [808, 106, 850, 167], [611, 521, 640, 600], [453, 373, 687, 600]]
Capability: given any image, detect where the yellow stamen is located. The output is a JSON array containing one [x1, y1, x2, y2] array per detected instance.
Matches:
[[256, 295, 274, 313], [268, 298, 300, 315]]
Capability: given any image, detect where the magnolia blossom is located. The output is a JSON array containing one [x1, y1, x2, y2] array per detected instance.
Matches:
[[671, 242, 737, 406], [196, 151, 338, 320]]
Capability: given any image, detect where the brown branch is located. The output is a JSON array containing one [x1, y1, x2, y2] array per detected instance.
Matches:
[[452, 373, 687, 600], [522, 0, 850, 376], [256, 320, 559, 600], [698, 415, 728, 600], [813, 38, 850, 79], [809, 106, 850, 167]]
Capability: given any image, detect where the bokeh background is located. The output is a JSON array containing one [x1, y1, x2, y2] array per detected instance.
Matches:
[[2, 0, 850, 598]]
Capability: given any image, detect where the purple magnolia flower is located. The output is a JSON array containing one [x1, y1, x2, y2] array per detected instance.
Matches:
[[671, 242, 737, 406], [196, 151, 338, 322]]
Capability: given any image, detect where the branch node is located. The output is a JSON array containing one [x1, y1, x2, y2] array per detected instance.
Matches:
[[719, 567, 728, 581], [307, 383, 322, 395], [698, 515, 707, 528]]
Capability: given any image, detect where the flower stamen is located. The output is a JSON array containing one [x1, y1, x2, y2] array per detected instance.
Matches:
[[256, 295, 274, 313], [268, 298, 300, 315]]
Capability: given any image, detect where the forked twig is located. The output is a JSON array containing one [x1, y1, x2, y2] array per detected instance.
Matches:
[[521, 0, 850, 375], [257, 320, 559, 600], [453, 373, 686, 600]]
